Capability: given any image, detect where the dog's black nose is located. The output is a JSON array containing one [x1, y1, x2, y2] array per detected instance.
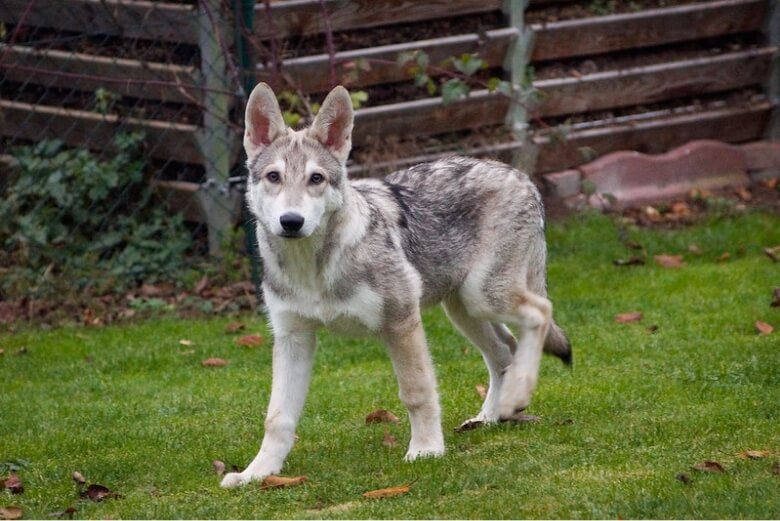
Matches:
[[279, 212, 305, 234]]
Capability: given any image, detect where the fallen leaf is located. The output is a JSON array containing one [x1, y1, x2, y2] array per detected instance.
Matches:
[[2, 475, 23, 495], [454, 419, 483, 433], [194, 275, 209, 295], [716, 252, 730, 262], [626, 240, 643, 250], [643, 206, 662, 222], [224, 322, 246, 334], [48, 507, 76, 519], [771, 288, 780, 308], [179, 339, 193, 346], [613, 256, 645, 267], [688, 244, 703, 255], [362, 482, 414, 499], [691, 460, 725, 473], [737, 450, 770, 459], [755, 321, 774, 336], [212, 460, 225, 477], [260, 475, 307, 490], [0, 506, 22, 520], [764, 246, 780, 262], [676, 472, 691, 485], [201, 358, 228, 367], [236, 334, 263, 347], [71, 472, 86, 485], [654, 254, 685, 268], [80, 484, 119, 502], [670, 201, 691, 216], [735, 186, 752, 201], [382, 431, 398, 448], [772, 462, 780, 475], [615, 311, 643, 323], [365, 409, 400, 424], [475, 384, 487, 399]]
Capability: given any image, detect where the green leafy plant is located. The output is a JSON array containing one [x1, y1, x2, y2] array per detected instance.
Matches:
[[92, 88, 120, 115], [0, 133, 190, 298], [277, 89, 369, 128]]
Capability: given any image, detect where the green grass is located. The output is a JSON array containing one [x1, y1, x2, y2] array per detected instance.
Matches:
[[1, 211, 779, 519]]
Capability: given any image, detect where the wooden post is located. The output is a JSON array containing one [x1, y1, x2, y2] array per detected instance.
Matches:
[[764, 0, 779, 139], [196, 0, 241, 255], [502, 0, 536, 172]]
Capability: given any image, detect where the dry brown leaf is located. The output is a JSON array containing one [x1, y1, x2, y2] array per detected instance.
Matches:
[[691, 460, 725, 473], [676, 472, 691, 485], [475, 384, 488, 399], [80, 484, 119, 502], [365, 409, 400, 424], [48, 507, 77, 519], [755, 321, 774, 336], [362, 482, 413, 499], [212, 460, 226, 477], [737, 450, 770, 459], [179, 339, 193, 346], [772, 462, 780, 475], [654, 254, 685, 268], [716, 252, 730, 262], [735, 186, 753, 201], [771, 288, 780, 308], [688, 244, 702, 255], [613, 256, 645, 267], [224, 322, 246, 334], [764, 246, 780, 262], [236, 334, 263, 347], [614, 311, 643, 324], [201, 358, 228, 367], [2, 475, 23, 495], [71, 471, 86, 485], [260, 475, 307, 490], [0, 506, 22, 520], [382, 430, 398, 448], [670, 201, 691, 216], [194, 275, 209, 295], [643, 206, 662, 222]]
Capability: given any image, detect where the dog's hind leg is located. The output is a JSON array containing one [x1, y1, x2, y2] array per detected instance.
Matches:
[[442, 296, 514, 429], [382, 312, 445, 461]]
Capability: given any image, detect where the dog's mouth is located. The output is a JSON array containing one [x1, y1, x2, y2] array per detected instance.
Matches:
[[279, 231, 305, 239]]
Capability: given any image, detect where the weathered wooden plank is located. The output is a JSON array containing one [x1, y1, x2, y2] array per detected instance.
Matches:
[[253, 0, 503, 39], [532, 102, 772, 172], [0, 0, 198, 44], [531, 0, 767, 61], [0, 44, 202, 103], [0, 100, 202, 164], [152, 180, 207, 223], [352, 89, 509, 145], [256, 28, 517, 94], [534, 47, 776, 118]]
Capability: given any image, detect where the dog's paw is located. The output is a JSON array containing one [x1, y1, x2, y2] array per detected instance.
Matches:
[[497, 373, 534, 419], [220, 472, 259, 489], [404, 444, 445, 462]]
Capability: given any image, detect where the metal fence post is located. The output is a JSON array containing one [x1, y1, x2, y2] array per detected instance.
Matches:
[[196, 0, 241, 255], [502, 0, 536, 172]]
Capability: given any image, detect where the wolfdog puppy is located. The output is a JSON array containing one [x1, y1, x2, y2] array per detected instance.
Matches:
[[220, 83, 571, 488]]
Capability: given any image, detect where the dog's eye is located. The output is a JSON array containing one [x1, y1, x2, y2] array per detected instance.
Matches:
[[266, 171, 281, 183], [309, 173, 325, 185]]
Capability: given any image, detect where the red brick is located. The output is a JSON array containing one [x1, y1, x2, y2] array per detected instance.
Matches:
[[580, 140, 748, 208]]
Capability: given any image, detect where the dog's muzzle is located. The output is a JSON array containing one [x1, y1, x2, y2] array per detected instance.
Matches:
[[279, 212, 305, 238]]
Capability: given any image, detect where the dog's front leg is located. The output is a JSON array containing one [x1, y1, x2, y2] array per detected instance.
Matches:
[[221, 326, 316, 488], [383, 315, 445, 461]]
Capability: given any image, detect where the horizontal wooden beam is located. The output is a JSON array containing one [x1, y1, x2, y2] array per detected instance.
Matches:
[[533, 101, 773, 172], [257, 28, 517, 94], [253, 0, 503, 39], [0, 100, 202, 164], [0, 0, 199, 44], [152, 180, 207, 223], [352, 89, 509, 145], [531, 0, 767, 62], [534, 47, 776, 118], [0, 44, 202, 103]]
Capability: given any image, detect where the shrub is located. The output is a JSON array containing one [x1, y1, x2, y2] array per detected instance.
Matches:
[[0, 133, 190, 298]]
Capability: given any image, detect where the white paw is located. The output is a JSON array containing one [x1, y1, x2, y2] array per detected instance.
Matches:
[[404, 444, 445, 462], [220, 472, 262, 489], [497, 376, 533, 419]]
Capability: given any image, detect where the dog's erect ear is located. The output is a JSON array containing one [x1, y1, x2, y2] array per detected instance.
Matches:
[[308, 86, 354, 164], [244, 82, 287, 158]]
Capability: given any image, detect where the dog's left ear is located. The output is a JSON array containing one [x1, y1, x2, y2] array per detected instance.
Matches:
[[308, 86, 354, 164], [244, 82, 287, 158]]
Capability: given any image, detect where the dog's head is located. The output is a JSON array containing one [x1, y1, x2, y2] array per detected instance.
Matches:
[[243, 83, 353, 239]]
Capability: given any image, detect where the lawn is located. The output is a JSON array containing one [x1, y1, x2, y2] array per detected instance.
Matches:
[[1, 210, 779, 519]]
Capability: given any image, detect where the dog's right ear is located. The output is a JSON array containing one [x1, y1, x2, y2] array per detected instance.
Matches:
[[244, 82, 287, 158]]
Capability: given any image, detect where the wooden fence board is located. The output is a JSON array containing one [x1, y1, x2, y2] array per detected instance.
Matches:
[[0, 0, 198, 44], [531, 0, 767, 61], [0, 44, 202, 103], [533, 102, 772, 172], [256, 28, 517, 93], [352, 89, 509, 145], [534, 47, 776, 117], [253, 0, 503, 39], [0, 100, 201, 164]]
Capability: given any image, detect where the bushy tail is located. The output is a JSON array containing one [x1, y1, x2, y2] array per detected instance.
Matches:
[[544, 320, 572, 366]]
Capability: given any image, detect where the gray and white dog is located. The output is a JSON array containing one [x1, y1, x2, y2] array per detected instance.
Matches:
[[220, 83, 571, 488]]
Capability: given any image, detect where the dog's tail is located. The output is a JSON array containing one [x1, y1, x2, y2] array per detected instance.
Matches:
[[544, 320, 572, 366]]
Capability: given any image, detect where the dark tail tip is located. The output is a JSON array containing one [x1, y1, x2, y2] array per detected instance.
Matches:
[[544, 322, 573, 368]]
